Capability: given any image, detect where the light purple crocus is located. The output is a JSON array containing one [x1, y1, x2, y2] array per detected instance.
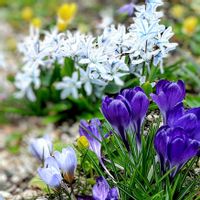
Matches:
[[79, 119, 102, 160], [93, 177, 119, 200], [154, 126, 199, 177], [54, 147, 77, 183], [151, 80, 185, 124], [38, 156, 62, 188], [118, 2, 135, 16], [29, 135, 53, 161], [121, 87, 149, 147]]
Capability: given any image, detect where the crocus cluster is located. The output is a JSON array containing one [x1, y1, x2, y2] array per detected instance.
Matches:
[[152, 80, 200, 177], [15, 0, 177, 101], [30, 136, 77, 188], [102, 86, 149, 150]]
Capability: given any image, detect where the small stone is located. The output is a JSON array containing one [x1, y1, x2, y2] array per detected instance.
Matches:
[[194, 168, 200, 174], [11, 175, 20, 184], [22, 190, 38, 199], [197, 159, 200, 168], [11, 195, 22, 200], [146, 115, 153, 122], [0, 174, 7, 183], [0, 191, 12, 199]]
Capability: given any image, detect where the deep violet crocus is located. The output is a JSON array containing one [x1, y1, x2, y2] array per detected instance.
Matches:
[[167, 104, 200, 141], [54, 147, 77, 183], [92, 177, 119, 200], [121, 87, 149, 147], [150, 80, 185, 124], [38, 156, 62, 188], [154, 126, 199, 177], [79, 118, 102, 160], [102, 86, 149, 150], [29, 135, 53, 161], [102, 95, 132, 151]]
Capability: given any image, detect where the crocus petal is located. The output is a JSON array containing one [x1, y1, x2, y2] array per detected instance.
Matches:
[[54, 147, 77, 183], [106, 188, 119, 200], [29, 136, 53, 161], [130, 91, 149, 121], [166, 102, 184, 126], [93, 177, 110, 200], [38, 167, 62, 188], [174, 113, 197, 132], [79, 119, 102, 159]]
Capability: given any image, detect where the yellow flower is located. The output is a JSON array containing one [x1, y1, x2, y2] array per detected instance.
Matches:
[[21, 7, 33, 22], [57, 20, 68, 32], [183, 16, 198, 36], [31, 17, 42, 29], [57, 3, 77, 23], [170, 4, 185, 19], [77, 136, 89, 149]]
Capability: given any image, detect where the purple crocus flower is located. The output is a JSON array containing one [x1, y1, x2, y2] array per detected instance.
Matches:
[[29, 135, 53, 162], [154, 126, 199, 177], [102, 95, 132, 151], [38, 156, 62, 188], [121, 87, 149, 148], [166, 104, 200, 141], [54, 147, 77, 183], [118, 2, 135, 16], [93, 177, 119, 200], [151, 80, 185, 124], [79, 118, 102, 160]]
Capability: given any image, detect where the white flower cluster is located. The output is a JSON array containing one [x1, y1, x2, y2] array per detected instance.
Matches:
[[15, 0, 177, 101]]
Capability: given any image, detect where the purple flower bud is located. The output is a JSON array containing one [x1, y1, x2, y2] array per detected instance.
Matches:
[[38, 156, 62, 188], [93, 177, 119, 200], [102, 95, 132, 151], [121, 87, 149, 147], [29, 135, 53, 161], [154, 126, 199, 177], [118, 3, 135, 16], [54, 147, 77, 183], [79, 118, 102, 160], [151, 80, 185, 124]]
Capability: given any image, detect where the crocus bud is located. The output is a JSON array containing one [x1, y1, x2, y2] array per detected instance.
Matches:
[[54, 147, 77, 183], [93, 177, 119, 200], [29, 135, 53, 161], [102, 95, 132, 151], [77, 136, 90, 149], [151, 80, 185, 124], [38, 157, 62, 188], [79, 119, 102, 159], [121, 87, 149, 148]]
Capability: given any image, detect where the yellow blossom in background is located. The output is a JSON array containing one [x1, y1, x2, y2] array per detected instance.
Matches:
[[170, 4, 185, 19], [77, 136, 89, 149], [183, 16, 198, 36], [57, 20, 68, 32], [0, 0, 7, 6], [57, 3, 77, 24], [21, 7, 33, 22], [31, 17, 42, 29]]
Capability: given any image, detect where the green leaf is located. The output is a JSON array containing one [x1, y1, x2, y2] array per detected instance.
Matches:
[[61, 57, 75, 77], [29, 176, 51, 193], [104, 82, 122, 94], [185, 95, 200, 107]]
